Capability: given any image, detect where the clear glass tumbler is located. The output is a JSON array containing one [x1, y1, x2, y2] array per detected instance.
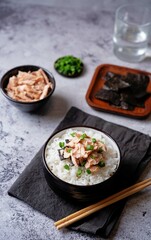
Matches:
[[113, 4, 151, 62]]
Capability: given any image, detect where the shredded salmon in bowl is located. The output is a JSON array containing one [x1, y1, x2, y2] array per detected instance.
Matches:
[[6, 68, 53, 102]]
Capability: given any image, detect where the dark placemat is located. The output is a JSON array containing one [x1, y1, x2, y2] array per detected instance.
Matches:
[[8, 107, 151, 238]]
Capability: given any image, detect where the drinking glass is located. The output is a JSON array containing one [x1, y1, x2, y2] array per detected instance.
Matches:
[[113, 4, 151, 62]]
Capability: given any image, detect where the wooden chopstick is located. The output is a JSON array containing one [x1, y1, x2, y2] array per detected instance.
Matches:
[[54, 178, 151, 229]]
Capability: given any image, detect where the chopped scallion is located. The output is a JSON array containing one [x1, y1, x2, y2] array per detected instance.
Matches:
[[67, 148, 72, 153], [81, 160, 86, 166], [86, 145, 94, 151], [86, 169, 91, 174], [76, 168, 82, 176], [80, 133, 87, 140], [70, 132, 76, 137], [98, 161, 105, 167], [54, 55, 83, 77], [59, 142, 65, 148], [64, 164, 70, 170], [98, 147, 103, 153]]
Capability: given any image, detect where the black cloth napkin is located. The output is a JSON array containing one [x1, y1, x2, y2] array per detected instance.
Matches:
[[8, 107, 151, 238]]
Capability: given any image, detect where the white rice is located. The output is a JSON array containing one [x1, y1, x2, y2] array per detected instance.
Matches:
[[45, 127, 120, 186]]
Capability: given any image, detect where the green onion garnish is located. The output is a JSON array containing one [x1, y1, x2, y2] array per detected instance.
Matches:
[[98, 147, 103, 153], [80, 133, 87, 140], [90, 155, 95, 159], [67, 148, 71, 153], [59, 142, 65, 148], [86, 169, 91, 174], [98, 161, 105, 167], [70, 132, 76, 137], [86, 145, 94, 151], [64, 164, 70, 170], [76, 168, 82, 176], [54, 55, 83, 77], [81, 160, 86, 166], [92, 138, 96, 143]]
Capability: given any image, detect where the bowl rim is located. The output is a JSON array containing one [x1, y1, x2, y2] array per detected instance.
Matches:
[[0, 64, 56, 105], [42, 125, 121, 189]]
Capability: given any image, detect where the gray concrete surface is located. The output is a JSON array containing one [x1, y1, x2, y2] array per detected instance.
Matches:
[[0, 1, 151, 240]]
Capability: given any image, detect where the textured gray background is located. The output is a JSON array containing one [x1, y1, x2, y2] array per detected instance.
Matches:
[[0, 0, 151, 240]]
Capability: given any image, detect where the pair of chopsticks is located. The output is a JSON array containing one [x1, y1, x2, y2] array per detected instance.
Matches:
[[54, 178, 151, 229]]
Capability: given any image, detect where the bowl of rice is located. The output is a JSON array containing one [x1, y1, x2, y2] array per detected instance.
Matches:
[[0, 65, 55, 112], [42, 126, 121, 203]]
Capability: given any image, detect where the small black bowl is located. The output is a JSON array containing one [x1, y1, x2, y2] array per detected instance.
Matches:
[[42, 126, 121, 203], [0, 65, 55, 112]]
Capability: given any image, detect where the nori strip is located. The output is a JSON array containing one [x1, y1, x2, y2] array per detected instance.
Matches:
[[124, 72, 149, 94], [58, 149, 65, 160], [120, 93, 145, 108], [120, 101, 135, 110], [95, 89, 120, 106], [104, 77, 130, 91], [105, 72, 115, 81], [58, 149, 71, 161]]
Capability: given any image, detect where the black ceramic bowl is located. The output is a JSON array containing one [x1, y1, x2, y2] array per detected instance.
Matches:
[[42, 126, 121, 203], [0, 65, 55, 112]]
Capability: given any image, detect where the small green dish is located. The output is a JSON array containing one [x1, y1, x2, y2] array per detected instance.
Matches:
[[54, 55, 84, 78]]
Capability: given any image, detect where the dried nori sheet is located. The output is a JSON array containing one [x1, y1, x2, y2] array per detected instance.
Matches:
[[120, 101, 135, 111], [125, 73, 149, 91], [95, 89, 120, 106], [96, 72, 151, 110], [104, 73, 130, 91], [120, 92, 145, 108]]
